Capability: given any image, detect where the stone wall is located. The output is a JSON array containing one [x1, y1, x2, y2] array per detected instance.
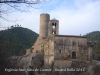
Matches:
[[32, 36, 47, 53], [54, 35, 92, 61], [44, 35, 54, 65], [54, 60, 72, 68]]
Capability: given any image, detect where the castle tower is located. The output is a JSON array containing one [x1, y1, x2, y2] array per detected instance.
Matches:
[[48, 18, 59, 35], [39, 13, 50, 37]]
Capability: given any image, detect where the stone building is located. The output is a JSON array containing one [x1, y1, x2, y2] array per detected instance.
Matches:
[[31, 13, 93, 65]]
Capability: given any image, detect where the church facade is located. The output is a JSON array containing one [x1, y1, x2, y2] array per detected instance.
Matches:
[[31, 13, 93, 65]]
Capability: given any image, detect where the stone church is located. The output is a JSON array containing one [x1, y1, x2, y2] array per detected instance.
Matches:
[[30, 13, 93, 65]]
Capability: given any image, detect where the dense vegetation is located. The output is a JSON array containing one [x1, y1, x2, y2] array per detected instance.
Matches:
[[0, 27, 39, 56], [84, 31, 100, 60], [0, 27, 39, 75]]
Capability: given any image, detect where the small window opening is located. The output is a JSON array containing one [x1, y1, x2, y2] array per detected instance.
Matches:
[[32, 57, 34, 59], [52, 23, 54, 25], [72, 41, 74, 46], [52, 31, 56, 34], [59, 49, 61, 53], [36, 50, 38, 53]]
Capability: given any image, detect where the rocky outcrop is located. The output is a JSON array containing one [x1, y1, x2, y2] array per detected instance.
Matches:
[[17, 53, 36, 68], [17, 53, 43, 68], [10, 54, 100, 75]]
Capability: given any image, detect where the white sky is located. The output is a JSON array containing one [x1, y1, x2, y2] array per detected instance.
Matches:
[[0, 0, 100, 35]]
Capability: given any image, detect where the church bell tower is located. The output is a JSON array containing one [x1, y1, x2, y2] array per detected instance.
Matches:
[[48, 18, 59, 35]]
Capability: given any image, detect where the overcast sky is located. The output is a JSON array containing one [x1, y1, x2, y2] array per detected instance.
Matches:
[[0, 0, 100, 35]]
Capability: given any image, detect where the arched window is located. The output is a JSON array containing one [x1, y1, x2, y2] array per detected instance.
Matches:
[[52, 23, 56, 29]]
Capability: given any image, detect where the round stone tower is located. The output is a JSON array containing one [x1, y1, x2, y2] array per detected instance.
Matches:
[[39, 13, 50, 37]]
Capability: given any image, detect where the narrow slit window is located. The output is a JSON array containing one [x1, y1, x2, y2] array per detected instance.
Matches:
[[59, 49, 61, 53]]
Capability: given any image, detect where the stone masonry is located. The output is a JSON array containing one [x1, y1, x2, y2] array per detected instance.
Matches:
[[30, 13, 93, 66]]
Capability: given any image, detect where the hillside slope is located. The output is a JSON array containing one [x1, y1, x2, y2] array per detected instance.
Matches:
[[85, 31, 100, 41], [85, 31, 100, 60], [0, 27, 39, 56]]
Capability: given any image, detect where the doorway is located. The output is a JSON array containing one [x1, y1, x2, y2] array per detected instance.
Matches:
[[72, 52, 76, 59]]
